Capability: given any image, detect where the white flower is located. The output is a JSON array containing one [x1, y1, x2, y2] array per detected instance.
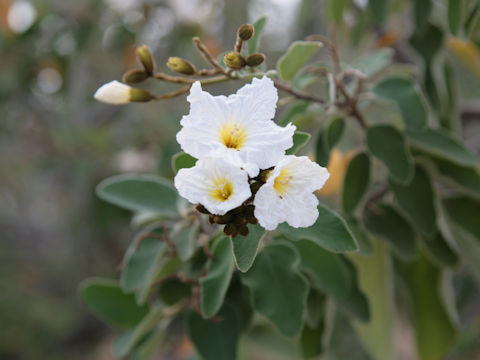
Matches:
[[253, 155, 330, 231], [176, 76, 296, 177], [174, 157, 252, 215], [94, 81, 132, 104]]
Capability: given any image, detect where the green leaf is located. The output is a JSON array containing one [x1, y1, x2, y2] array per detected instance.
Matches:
[[200, 236, 234, 317], [315, 131, 329, 167], [278, 204, 359, 253], [286, 131, 311, 155], [248, 16, 267, 55], [328, 0, 348, 22], [366, 125, 414, 184], [324, 117, 345, 149], [373, 76, 427, 131], [390, 166, 436, 236], [171, 151, 196, 174], [396, 253, 456, 360], [292, 239, 351, 299], [301, 322, 325, 359], [241, 242, 309, 337], [346, 218, 374, 254], [407, 127, 478, 167], [363, 203, 417, 260], [443, 196, 480, 244], [170, 222, 199, 261], [350, 48, 394, 77], [342, 152, 370, 214], [96, 174, 179, 216], [432, 157, 480, 198], [120, 230, 167, 305], [410, 23, 443, 64], [423, 233, 459, 268], [368, 0, 390, 24], [80, 278, 149, 329], [112, 305, 167, 357], [231, 223, 265, 272], [351, 240, 395, 360], [158, 278, 191, 306], [187, 303, 240, 360], [448, 0, 463, 35], [277, 41, 323, 81], [305, 289, 325, 328], [335, 257, 370, 322], [278, 101, 309, 126], [412, 0, 432, 34]]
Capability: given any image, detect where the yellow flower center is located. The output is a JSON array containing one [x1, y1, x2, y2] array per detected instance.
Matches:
[[219, 121, 247, 150], [273, 168, 293, 197], [210, 178, 234, 202]]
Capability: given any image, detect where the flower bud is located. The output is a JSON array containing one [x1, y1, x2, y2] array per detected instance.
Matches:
[[136, 45, 155, 75], [94, 81, 152, 104], [246, 53, 265, 67], [224, 52, 246, 70], [166, 57, 197, 75], [237, 24, 254, 41], [122, 69, 149, 84]]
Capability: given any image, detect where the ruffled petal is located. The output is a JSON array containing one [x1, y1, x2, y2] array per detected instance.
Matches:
[[254, 184, 286, 231], [174, 157, 251, 215]]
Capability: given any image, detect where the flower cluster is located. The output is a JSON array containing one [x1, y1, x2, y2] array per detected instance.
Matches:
[[174, 77, 330, 236]]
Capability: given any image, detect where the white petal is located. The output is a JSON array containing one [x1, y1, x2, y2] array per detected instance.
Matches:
[[94, 80, 131, 104], [174, 157, 251, 215], [176, 77, 294, 174], [253, 155, 329, 230]]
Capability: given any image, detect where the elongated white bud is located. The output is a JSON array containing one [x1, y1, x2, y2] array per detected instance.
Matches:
[[94, 80, 152, 104]]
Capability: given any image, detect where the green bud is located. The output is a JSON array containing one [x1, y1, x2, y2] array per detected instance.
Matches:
[[166, 57, 197, 75], [122, 69, 149, 83], [136, 45, 155, 75], [237, 24, 254, 41], [129, 87, 153, 102], [224, 52, 246, 70], [246, 53, 265, 67]]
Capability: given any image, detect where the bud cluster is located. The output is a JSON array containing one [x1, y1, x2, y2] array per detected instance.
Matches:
[[224, 24, 265, 71]]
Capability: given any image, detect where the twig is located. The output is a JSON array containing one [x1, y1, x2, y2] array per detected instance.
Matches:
[[153, 73, 193, 83], [273, 79, 325, 104], [192, 37, 229, 76], [305, 34, 341, 74], [153, 86, 192, 101]]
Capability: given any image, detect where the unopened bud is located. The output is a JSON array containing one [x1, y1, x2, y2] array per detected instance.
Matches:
[[224, 223, 238, 237], [122, 69, 149, 84], [136, 45, 155, 75], [224, 52, 246, 70], [167, 57, 196, 75], [238, 224, 249, 237], [94, 81, 153, 104], [237, 24, 254, 41], [246, 53, 265, 67]]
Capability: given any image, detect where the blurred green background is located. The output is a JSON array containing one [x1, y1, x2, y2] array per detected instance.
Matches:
[[1, 0, 480, 359]]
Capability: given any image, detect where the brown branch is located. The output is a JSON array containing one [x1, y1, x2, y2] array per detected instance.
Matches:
[[273, 79, 325, 104], [152, 85, 192, 100], [192, 37, 229, 76], [305, 34, 340, 74], [153, 73, 194, 83]]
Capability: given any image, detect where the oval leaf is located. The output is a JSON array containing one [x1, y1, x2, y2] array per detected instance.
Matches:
[[342, 152, 370, 214], [407, 127, 478, 167], [241, 242, 309, 336], [278, 204, 359, 253], [433, 158, 480, 199], [248, 16, 267, 55], [443, 195, 480, 244], [423, 233, 459, 268], [390, 166, 436, 236], [80, 278, 149, 329], [277, 41, 323, 81], [373, 76, 427, 130], [96, 174, 179, 216], [171, 151, 197, 174], [292, 239, 352, 298], [286, 131, 311, 155], [200, 236, 234, 317], [367, 124, 414, 184], [231, 223, 265, 272], [363, 203, 417, 259], [324, 117, 345, 149]]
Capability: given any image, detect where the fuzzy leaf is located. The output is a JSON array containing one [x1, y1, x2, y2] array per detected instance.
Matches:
[[200, 236, 234, 317], [248, 16, 267, 55], [241, 242, 309, 336], [277, 41, 322, 81], [373, 76, 427, 130], [324, 117, 345, 149], [231, 224, 265, 272], [423, 233, 459, 268], [96, 174, 179, 216], [342, 152, 370, 214], [171, 151, 196, 173], [278, 204, 359, 253], [433, 158, 480, 198], [80, 278, 149, 329], [286, 131, 311, 155], [390, 166, 436, 236], [367, 125, 414, 184], [443, 196, 480, 244]]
